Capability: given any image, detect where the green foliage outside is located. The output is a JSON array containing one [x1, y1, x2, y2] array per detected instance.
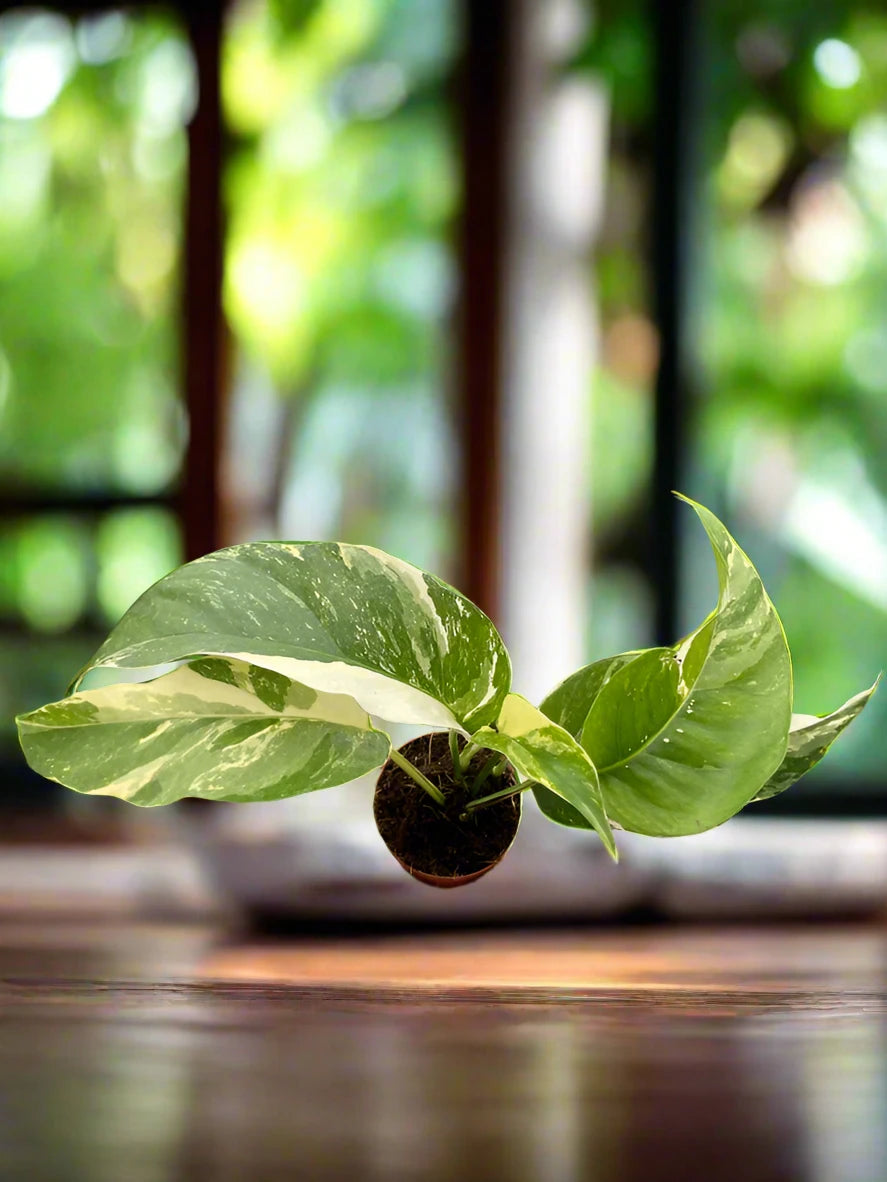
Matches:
[[221, 0, 459, 574], [0, 10, 188, 737]]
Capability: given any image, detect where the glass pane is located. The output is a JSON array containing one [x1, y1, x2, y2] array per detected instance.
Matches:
[[0, 507, 180, 764], [0, 636, 97, 756], [95, 506, 182, 625], [0, 507, 181, 629], [0, 8, 191, 494], [221, 0, 459, 578], [689, 5, 887, 789], [0, 516, 92, 632]]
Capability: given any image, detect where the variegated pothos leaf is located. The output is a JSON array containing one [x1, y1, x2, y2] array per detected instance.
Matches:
[[472, 693, 616, 859], [752, 679, 880, 802], [17, 657, 391, 806], [71, 543, 511, 732], [541, 498, 794, 836]]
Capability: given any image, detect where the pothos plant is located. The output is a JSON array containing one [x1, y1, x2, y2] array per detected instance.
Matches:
[[17, 497, 878, 888]]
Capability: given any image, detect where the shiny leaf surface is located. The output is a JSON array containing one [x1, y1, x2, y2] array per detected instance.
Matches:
[[752, 679, 880, 802], [18, 657, 390, 806], [539, 649, 644, 738], [72, 543, 511, 731], [577, 498, 793, 835]]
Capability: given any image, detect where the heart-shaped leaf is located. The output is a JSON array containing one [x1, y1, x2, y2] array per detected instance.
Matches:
[[471, 693, 616, 859], [545, 498, 792, 836], [72, 543, 511, 731], [752, 679, 880, 802], [18, 657, 391, 806]]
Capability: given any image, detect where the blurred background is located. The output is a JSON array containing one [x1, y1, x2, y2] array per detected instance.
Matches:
[[0, 0, 885, 921]]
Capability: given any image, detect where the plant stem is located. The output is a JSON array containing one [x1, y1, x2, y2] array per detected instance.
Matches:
[[448, 730, 464, 783], [469, 752, 501, 797], [458, 741, 480, 773], [389, 747, 446, 806], [465, 780, 534, 813]]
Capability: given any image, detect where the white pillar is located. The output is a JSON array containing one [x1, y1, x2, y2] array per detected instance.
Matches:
[[498, 0, 608, 703]]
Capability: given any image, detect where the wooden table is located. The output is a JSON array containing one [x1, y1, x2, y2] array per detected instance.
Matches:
[[2, 919, 885, 1181]]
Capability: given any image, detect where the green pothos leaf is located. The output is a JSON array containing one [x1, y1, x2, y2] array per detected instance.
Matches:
[[752, 679, 880, 802], [539, 649, 644, 738], [17, 657, 391, 806], [71, 542, 511, 732], [472, 693, 616, 860], [541, 497, 794, 836]]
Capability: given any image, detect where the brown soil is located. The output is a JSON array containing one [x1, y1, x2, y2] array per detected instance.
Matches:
[[374, 732, 520, 884]]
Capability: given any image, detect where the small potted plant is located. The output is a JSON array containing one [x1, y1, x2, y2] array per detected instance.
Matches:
[[17, 497, 878, 887]]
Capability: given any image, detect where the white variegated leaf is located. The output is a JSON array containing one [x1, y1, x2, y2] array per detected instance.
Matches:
[[573, 498, 793, 836], [752, 679, 880, 802], [540, 499, 797, 836], [17, 657, 391, 806], [471, 693, 616, 859], [71, 543, 510, 731]]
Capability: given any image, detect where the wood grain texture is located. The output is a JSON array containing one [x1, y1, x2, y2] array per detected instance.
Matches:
[[2, 920, 886, 1182]]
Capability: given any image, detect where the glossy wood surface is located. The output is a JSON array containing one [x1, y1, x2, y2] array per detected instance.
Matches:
[[2, 920, 886, 1181]]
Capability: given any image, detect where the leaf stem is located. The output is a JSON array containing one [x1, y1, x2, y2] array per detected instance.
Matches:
[[469, 752, 501, 797], [465, 779, 534, 813], [448, 730, 464, 783], [389, 747, 446, 806], [458, 741, 480, 773]]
